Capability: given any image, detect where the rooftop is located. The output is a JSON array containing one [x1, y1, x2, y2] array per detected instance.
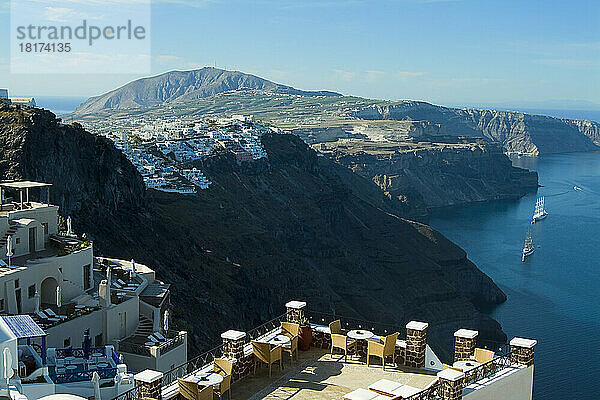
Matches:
[[232, 348, 437, 400]]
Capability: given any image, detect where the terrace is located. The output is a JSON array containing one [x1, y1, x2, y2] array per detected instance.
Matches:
[[112, 301, 536, 400]]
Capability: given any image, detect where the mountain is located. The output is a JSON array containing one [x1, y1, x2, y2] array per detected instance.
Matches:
[[0, 102, 507, 359], [74, 67, 341, 114], [351, 102, 600, 155]]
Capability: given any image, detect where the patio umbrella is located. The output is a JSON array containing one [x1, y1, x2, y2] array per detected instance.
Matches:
[[91, 371, 101, 400], [34, 290, 40, 313], [130, 259, 136, 279], [83, 329, 90, 360], [2, 347, 13, 395], [163, 310, 169, 333], [56, 285, 61, 308], [5, 235, 13, 267], [66, 216, 73, 236]]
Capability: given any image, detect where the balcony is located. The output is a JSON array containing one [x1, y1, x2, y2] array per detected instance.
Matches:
[[111, 302, 536, 400]]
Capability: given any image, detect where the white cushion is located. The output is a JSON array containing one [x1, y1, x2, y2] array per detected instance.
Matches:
[[391, 385, 421, 397], [368, 379, 403, 395], [343, 388, 386, 400]]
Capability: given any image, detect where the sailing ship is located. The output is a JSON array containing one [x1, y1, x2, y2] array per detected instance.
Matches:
[[531, 196, 548, 223], [522, 230, 534, 262]]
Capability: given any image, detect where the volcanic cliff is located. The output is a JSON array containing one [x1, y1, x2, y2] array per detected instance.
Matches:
[[0, 103, 507, 360]]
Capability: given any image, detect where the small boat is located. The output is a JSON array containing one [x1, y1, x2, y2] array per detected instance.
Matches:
[[522, 231, 535, 262], [531, 196, 548, 224], [574, 186, 583, 191]]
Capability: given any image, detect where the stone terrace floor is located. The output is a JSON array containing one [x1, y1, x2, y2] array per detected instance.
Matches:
[[231, 348, 438, 400]]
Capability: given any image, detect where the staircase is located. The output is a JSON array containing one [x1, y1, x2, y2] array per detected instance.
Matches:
[[0, 221, 18, 248], [134, 314, 154, 338]]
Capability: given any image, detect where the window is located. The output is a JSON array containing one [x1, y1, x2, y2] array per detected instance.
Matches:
[[0, 300, 4, 311], [14, 279, 19, 288], [94, 334, 103, 347], [28, 284, 35, 299], [63, 338, 71, 347], [83, 264, 91, 290], [15, 238, 20, 244], [42, 222, 49, 234]]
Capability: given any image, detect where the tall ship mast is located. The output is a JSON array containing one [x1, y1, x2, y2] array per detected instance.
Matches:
[[531, 196, 548, 224], [522, 230, 535, 262]]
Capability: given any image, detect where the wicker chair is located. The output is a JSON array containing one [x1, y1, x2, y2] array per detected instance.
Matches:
[[366, 332, 399, 370], [281, 322, 300, 362], [473, 348, 495, 364], [328, 319, 348, 335], [252, 340, 283, 377], [331, 333, 357, 362], [214, 358, 233, 400], [177, 378, 213, 400]]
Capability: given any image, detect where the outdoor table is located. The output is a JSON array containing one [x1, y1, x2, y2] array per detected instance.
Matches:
[[189, 372, 224, 388], [65, 365, 77, 371], [453, 360, 481, 372], [97, 362, 109, 369], [64, 356, 76, 365], [91, 352, 103, 363], [266, 334, 291, 347], [347, 329, 375, 360]]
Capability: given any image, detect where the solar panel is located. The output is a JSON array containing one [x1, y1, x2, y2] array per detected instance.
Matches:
[[1, 315, 46, 338]]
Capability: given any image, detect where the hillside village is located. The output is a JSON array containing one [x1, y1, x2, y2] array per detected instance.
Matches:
[[82, 115, 272, 194]]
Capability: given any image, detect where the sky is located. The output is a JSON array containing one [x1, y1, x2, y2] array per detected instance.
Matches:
[[1, 0, 599, 108]]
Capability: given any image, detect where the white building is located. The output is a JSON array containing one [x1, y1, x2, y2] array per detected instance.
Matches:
[[0, 181, 188, 399]]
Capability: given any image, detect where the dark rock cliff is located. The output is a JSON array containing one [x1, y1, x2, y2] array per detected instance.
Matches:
[[0, 104, 508, 360], [328, 141, 538, 214]]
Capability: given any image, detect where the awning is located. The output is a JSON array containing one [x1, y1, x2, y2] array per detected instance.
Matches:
[[1, 315, 46, 338]]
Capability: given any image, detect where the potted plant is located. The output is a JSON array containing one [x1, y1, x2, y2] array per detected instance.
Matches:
[[298, 316, 312, 351]]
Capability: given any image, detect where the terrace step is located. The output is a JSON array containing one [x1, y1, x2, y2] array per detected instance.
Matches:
[[134, 315, 154, 336]]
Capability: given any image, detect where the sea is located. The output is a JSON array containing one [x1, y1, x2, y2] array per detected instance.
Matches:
[[430, 152, 600, 400], [34, 96, 87, 115]]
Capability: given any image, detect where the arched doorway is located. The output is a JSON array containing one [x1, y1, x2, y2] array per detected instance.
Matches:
[[40, 277, 58, 305]]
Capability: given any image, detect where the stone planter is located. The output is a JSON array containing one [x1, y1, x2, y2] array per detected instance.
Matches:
[[299, 325, 312, 351]]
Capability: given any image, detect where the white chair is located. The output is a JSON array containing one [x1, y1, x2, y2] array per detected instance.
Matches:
[[45, 309, 66, 320]]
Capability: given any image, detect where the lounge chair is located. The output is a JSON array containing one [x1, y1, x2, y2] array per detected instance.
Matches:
[[116, 279, 127, 287], [113, 281, 123, 289], [252, 340, 282, 377], [280, 322, 299, 362], [473, 348, 495, 364], [147, 335, 159, 344], [44, 309, 66, 320], [213, 358, 232, 400], [154, 332, 167, 341], [177, 378, 213, 400], [343, 388, 391, 400], [367, 332, 399, 370]]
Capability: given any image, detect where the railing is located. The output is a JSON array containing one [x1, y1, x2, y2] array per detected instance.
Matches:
[[158, 332, 186, 355], [306, 310, 406, 338], [160, 344, 223, 388], [117, 341, 152, 357], [55, 346, 106, 359], [50, 367, 117, 384], [245, 313, 288, 344], [463, 351, 514, 386], [111, 387, 136, 400], [404, 382, 442, 400]]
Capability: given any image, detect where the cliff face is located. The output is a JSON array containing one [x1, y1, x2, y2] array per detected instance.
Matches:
[[0, 104, 508, 360], [351, 102, 600, 155], [0, 103, 145, 226], [327, 141, 538, 213]]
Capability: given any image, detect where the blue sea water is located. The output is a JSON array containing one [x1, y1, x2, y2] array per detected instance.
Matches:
[[35, 96, 87, 115], [429, 152, 600, 400]]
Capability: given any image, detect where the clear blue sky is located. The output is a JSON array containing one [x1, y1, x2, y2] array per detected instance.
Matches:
[[1, 0, 599, 107]]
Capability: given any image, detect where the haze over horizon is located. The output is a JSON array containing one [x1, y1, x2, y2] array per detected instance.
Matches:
[[1, 0, 599, 109]]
